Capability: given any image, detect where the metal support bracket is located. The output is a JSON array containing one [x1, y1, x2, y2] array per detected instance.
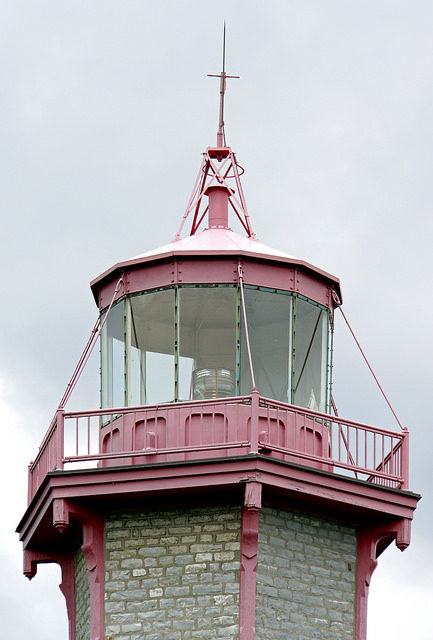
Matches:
[[356, 517, 412, 640], [53, 498, 105, 640], [23, 549, 75, 639]]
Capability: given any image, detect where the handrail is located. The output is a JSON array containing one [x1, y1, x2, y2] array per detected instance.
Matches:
[[260, 441, 403, 484], [258, 395, 403, 438], [31, 413, 59, 469], [63, 394, 252, 419]]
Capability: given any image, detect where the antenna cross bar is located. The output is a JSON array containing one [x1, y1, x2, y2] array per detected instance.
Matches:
[[208, 72, 240, 147]]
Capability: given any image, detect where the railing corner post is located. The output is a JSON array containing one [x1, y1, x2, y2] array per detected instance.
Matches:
[[400, 429, 409, 490], [56, 410, 65, 471], [27, 461, 34, 505], [250, 390, 260, 454]]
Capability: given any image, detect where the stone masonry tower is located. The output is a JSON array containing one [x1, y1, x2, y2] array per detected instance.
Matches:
[[17, 60, 419, 640]]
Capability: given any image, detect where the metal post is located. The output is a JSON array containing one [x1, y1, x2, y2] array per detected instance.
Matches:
[[400, 430, 409, 490], [27, 462, 33, 505], [250, 390, 259, 454], [56, 410, 64, 470]]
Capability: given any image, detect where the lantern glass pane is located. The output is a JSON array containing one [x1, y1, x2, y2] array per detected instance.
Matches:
[[128, 289, 175, 404], [240, 289, 291, 402], [178, 287, 237, 400], [101, 300, 124, 408], [293, 298, 327, 412]]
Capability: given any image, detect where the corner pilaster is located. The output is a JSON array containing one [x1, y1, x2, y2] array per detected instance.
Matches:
[[239, 480, 262, 640], [53, 499, 105, 640]]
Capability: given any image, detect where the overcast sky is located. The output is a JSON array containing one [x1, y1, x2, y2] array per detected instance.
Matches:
[[1, 2, 432, 638]]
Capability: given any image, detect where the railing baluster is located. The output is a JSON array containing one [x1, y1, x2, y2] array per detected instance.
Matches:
[[302, 413, 306, 452], [364, 429, 367, 471], [355, 426, 359, 467], [224, 403, 228, 443], [267, 405, 270, 445], [389, 440, 392, 480], [75, 417, 79, 456], [345, 425, 349, 464], [184, 405, 189, 449], [293, 411, 297, 451]]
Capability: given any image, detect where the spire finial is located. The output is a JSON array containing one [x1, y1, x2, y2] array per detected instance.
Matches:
[[208, 22, 239, 147], [175, 28, 255, 241]]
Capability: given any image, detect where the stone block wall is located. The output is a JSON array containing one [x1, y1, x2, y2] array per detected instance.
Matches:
[[75, 546, 90, 640], [255, 507, 357, 640], [104, 505, 241, 640]]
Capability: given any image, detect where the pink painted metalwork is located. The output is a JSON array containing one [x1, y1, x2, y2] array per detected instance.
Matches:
[[175, 146, 255, 240], [206, 184, 232, 228], [53, 500, 105, 640], [238, 481, 262, 640], [24, 550, 75, 639], [174, 43, 254, 241], [92, 232, 341, 310], [207, 25, 239, 149], [96, 257, 338, 316], [27, 393, 409, 503], [19, 455, 418, 552], [356, 519, 411, 640]]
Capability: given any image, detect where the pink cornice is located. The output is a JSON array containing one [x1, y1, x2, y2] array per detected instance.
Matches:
[[18, 455, 419, 551], [90, 228, 341, 307]]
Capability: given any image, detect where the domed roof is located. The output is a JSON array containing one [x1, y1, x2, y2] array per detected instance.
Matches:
[[90, 226, 340, 296], [134, 227, 295, 260]]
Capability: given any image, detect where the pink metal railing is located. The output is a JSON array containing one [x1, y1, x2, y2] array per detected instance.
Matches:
[[28, 410, 64, 504], [256, 396, 408, 488], [27, 393, 409, 502]]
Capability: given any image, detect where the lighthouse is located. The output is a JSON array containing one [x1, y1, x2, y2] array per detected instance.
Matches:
[[17, 60, 419, 640]]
